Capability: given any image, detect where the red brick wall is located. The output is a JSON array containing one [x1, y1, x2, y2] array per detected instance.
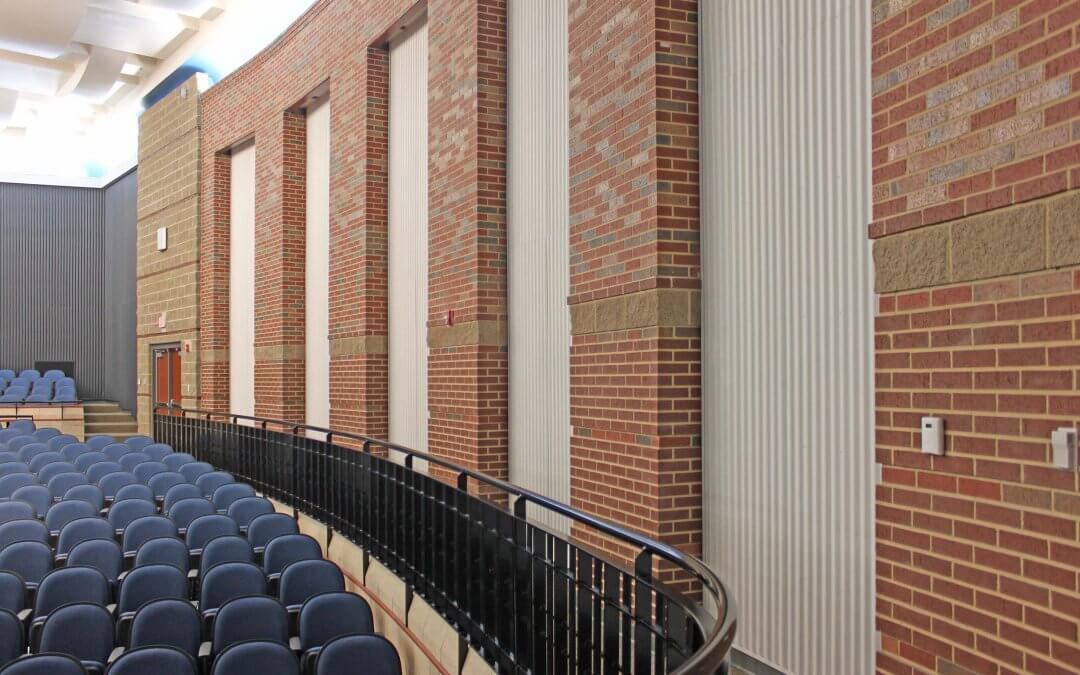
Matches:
[[873, 1, 1080, 673], [567, 0, 702, 586], [871, 0, 1080, 239]]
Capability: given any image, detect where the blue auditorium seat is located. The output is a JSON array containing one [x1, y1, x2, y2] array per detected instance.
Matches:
[[148, 472, 187, 500], [17, 371, 39, 382], [315, 635, 400, 675], [63, 485, 104, 511], [102, 445, 131, 462], [0, 463, 29, 478], [55, 518, 113, 558], [262, 534, 322, 582], [0, 542, 53, 590], [185, 516, 238, 558], [73, 453, 107, 473], [129, 599, 201, 660], [52, 393, 78, 404], [1, 654, 87, 674], [3, 439, 33, 459], [41, 371, 64, 381], [44, 501, 98, 535], [278, 560, 344, 614], [162, 454, 195, 472], [0, 502, 35, 526], [23, 394, 49, 404], [163, 484, 202, 511], [17, 444, 50, 465], [11, 486, 52, 518], [106, 646, 196, 675], [38, 602, 114, 674], [112, 484, 153, 504], [29, 567, 110, 650], [107, 501, 156, 536], [84, 437, 113, 452], [46, 436, 77, 452], [226, 497, 274, 533], [116, 565, 188, 640], [0, 475, 37, 500], [0, 431, 20, 447], [132, 537, 189, 574], [198, 537, 253, 582], [65, 540, 122, 587], [85, 464, 122, 485], [141, 444, 173, 462], [27, 453, 64, 474], [38, 462, 77, 484], [210, 483, 255, 512], [0, 608, 23, 667], [132, 462, 168, 484], [198, 563, 266, 629], [209, 596, 289, 658], [29, 429, 57, 443], [6, 421, 32, 435], [0, 572, 26, 618], [98, 473, 137, 502], [246, 513, 298, 556], [123, 437, 153, 452], [211, 641, 298, 675], [195, 472, 234, 498], [296, 592, 374, 673], [121, 516, 177, 560], [167, 499, 215, 535], [116, 453, 149, 474], [178, 463, 213, 484], [0, 372, 15, 382], [60, 444, 92, 463], [47, 473, 89, 501], [0, 520, 49, 551]]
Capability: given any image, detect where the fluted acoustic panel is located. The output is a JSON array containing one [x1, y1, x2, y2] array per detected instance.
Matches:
[[507, 0, 571, 531], [699, 1, 875, 673]]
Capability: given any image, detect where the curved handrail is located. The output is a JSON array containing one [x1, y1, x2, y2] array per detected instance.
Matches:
[[154, 403, 737, 672]]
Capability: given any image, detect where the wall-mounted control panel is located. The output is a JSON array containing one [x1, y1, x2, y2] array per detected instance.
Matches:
[[1052, 427, 1078, 471], [921, 417, 944, 456]]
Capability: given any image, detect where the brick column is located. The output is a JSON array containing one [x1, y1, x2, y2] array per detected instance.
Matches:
[[328, 48, 390, 440], [567, 0, 702, 587], [200, 151, 231, 412], [426, 0, 509, 483], [252, 112, 307, 421]]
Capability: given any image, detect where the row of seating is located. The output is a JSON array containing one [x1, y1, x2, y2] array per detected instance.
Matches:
[[0, 423, 401, 675], [0, 372, 76, 405]]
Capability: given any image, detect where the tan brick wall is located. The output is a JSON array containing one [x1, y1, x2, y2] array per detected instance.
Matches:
[[135, 76, 202, 433]]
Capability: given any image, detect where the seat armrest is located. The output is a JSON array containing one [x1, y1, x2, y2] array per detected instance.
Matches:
[[53, 553, 68, 566], [198, 641, 212, 659], [16, 608, 30, 624], [289, 636, 301, 652], [106, 603, 117, 617], [107, 647, 125, 665]]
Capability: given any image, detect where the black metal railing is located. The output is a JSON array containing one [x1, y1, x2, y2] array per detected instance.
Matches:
[[153, 404, 736, 674]]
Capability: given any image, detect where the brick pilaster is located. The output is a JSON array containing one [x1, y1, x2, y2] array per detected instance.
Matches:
[[200, 150, 231, 412]]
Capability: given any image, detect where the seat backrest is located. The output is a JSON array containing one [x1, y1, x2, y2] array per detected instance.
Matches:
[[0, 474, 36, 500], [6, 420, 31, 435], [73, 452, 107, 472], [162, 454, 195, 472], [148, 472, 187, 499], [298, 592, 374, 652], [45, 500, 98, 532], [56, 517, 114, 556], [141, 444, 173, 462], [102, 444, 132, 462], [107, 499, 157, 532], [117, 453, 151, 473], [42, 370, 64, 381], [0, 653, 87, 674], [46, 436, 76, 452], [60, 444, 92, 463], [124, 437, 154, 452], [0, 463, 29, 479], [210, 483, 255, 511], [133, 536, 189, 572], [178, 462, 214, 484], [279, 560, 344, 609], [121, 516, 177, 555], [212, 596, 289, 653], [0, 541, 52, 586], [66, 539, 123, 585], [4, 438, 34, 457], [247, 513, 298, 550], [118, 564, 188, 615], [167, 498, 215, 530], [27, 453, 63, 474], [113, 483, 154, 504], [263, 534, 322, 576], [163, 483, 203, 511], [39, 602, 114, 668], [0, 608, 23, 667], [33, 566, 110, 618], [210, 640, 300, 675], [132, 462, 168, 484], [85, 436, 114, 452], [199, 562, 266, 614], [98, 472, 138, 500], [85, 463, 122, 485], [105, 646, 197, 675], [38, 462, 77, 485], [0, 572, 24, 614], [195, 472, 234, 498], [16, 444, 49, 464], [47, 473, 89, 500], [0, 501, 35, 526], [30, 429, 56, 443], [129, 599, 201, 658], [11, 485, 51, 518], [226, 497, 275, 530], [0, 453, 16, 465], [185, 515, 239, 552], [62, 484, 103, 510], [0, 519, 48, 550], [199, 536, 253, 579], [316, 634, 401, 675], [18, 371, 39, 382]]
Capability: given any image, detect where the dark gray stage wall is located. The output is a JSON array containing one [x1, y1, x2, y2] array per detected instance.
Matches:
[[0, 170, 137, 411]]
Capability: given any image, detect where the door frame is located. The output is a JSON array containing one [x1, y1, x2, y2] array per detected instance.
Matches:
[[150, 343, 182, 411]]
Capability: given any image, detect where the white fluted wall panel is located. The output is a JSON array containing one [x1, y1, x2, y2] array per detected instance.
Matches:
[[388, 19, 429, 455], [507, 0, 570, 531], [305, 98, 331, 434], [229, 140, 256, 418], [700, 1, 875, 673]]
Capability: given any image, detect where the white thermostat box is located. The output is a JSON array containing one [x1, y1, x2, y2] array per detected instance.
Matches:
[[921, 417, 944, 456]]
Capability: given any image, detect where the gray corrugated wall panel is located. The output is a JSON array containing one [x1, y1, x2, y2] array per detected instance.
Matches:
[[700, 1, 875, 673], [507, 0, 571, 532], [104, 171, 137, 412], [0, 182, 107, 398]]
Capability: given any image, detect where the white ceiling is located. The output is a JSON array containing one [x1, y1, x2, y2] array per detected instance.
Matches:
[[0, 0, 226, 183]]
